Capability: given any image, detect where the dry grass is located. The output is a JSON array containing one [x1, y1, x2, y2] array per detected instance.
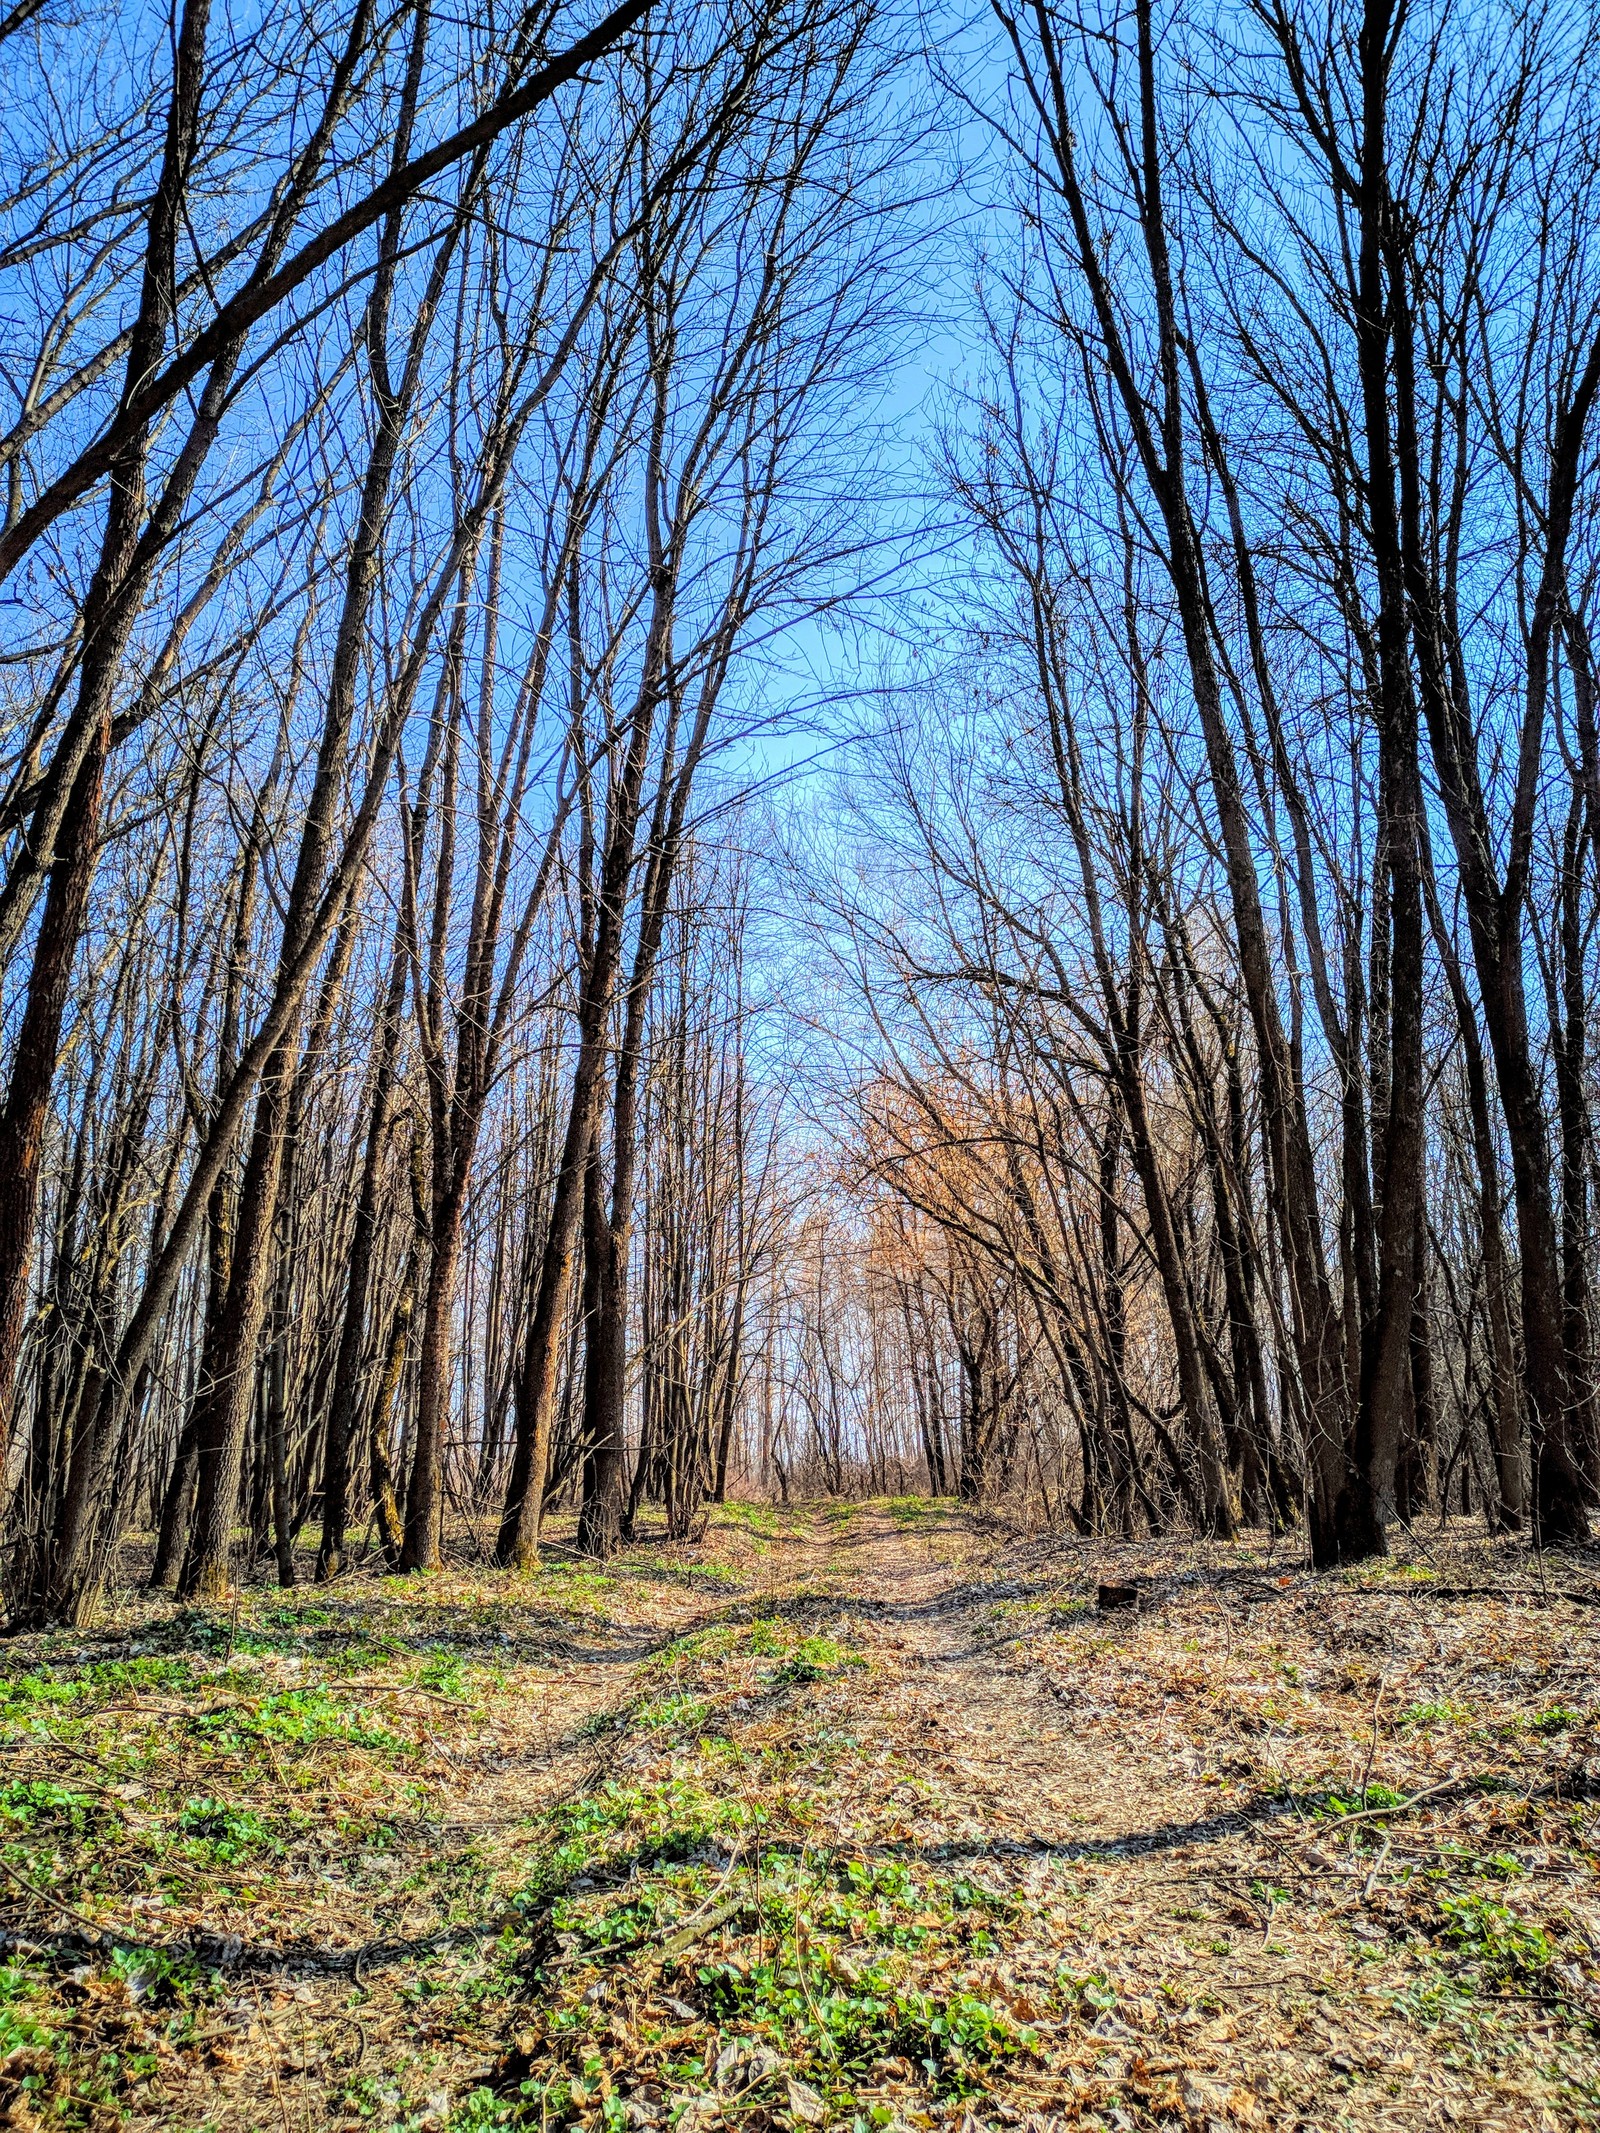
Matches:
[[0, 1503, 1596, 2131]]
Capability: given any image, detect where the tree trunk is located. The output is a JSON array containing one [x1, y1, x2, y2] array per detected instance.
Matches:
[[318, 919, 408, 1578], [401, 1187, 465, 1572], [177, 1057, 293, 1599]]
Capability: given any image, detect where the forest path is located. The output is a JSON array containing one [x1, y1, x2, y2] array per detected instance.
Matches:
[[817, 1506, 1133, 1847], [3, 1501, 1596, 2132], [772, 1503, 1593, 2132]]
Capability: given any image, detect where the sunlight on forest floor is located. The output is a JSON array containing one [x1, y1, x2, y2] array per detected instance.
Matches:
[[0, 1505, 1596, 2130]]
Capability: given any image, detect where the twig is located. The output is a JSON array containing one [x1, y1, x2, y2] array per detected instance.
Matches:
[[1477, 1987, 1600, 2022], [5, 1737, 116, 1778], [1360, 1835, 1391, 1902], [0, 1853, 107, 1939], [266, 2048, 295, 2133], [655, 1893, 750, 1960], [552, 1891, 752, 1972], [1304, 1777, 1464, 1831], [1357, 1674, 1386, 1810], [1, 1759, 123, 1803]]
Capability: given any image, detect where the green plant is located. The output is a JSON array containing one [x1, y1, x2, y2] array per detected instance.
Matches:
[[415, 1653, 472, 1697], [772, 1635, 863, 1687], [553, 1869, 710, 1950], [450, 2089, 523, 2130], [1530, 1705, 1585, 1734], [83, 1655, 199, 1695], [196, 1684, 406, 1752], [1399, 1700, 1470, 1729], [263, 1604, 334, 1630], [1430, 1844, 1523, 1881], [1317, 1781, 1407, 1819], [108, 1943, 201, 2003], [714, 1504, 781, 1537], [633, 1692, 712, 1733], [1436, 1890, 1554, 1985], [695, 1951, 1030, 2097], [0, 1670, 80, 1720], [176, 1797, 280, 1862], [1058, 1962, 1117, 2013], [0, 1777, 98, 1831], [885, 1497, 930, 1525], [171, 1608, 294, 1656], [0, 1962, 55, 2058]]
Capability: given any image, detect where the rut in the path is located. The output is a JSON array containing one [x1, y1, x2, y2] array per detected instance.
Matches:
[[820, 1512, 1172, 1857]]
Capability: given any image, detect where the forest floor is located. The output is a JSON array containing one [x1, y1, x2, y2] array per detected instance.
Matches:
[[0, 1503, 1598, 2131]]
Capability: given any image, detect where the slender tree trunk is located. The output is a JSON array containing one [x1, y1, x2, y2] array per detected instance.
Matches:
[[149, 1410, 200, 1591], [576, 1128, 627, 1553], [318, 919, 408, 1577], [1553, 788, 1599, 1491], [177, 1056, 293, 1599], [401, 1185, 466, 1571], [370, 1258, 416, 1568], [265, 1238, 297, 1589]]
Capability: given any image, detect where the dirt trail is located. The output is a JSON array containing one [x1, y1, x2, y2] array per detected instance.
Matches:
[[784, 1506, 1597, 2132], [827, 1512, 1118, 1846], [826, 1506, 1244, 1859]]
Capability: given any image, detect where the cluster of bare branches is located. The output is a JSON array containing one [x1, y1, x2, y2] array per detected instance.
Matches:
[[800, 0, 1600, 1559], [0, 0, 905, 1617]]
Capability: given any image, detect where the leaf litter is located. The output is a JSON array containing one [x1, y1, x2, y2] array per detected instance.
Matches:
[[0, 1504, 1595, 2129]]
